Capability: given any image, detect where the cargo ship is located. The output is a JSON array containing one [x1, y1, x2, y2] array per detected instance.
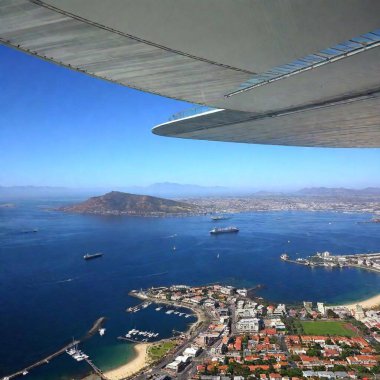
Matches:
[[83, 252, 103, 260], [210, 227, 239, 235]]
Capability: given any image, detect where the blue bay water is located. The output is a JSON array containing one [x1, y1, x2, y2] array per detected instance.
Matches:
[[0, 199, 380, 379]]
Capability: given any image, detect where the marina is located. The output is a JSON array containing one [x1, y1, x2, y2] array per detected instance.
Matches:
[[121, 329, 160, 343], [126, 301, 152, 313]]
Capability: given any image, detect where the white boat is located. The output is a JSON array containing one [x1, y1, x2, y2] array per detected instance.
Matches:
[[22, 371, 29, 376], [73, 351, 88, 361], [166, 310, 174, 314], [155, 307, 162, 311], [174, 311, 179, 315], [73, 352, 83, 361], [185, 314, 191, 318], [98, 328, 106, 336], [179, 313, 184, 316], [66, 347, 76, 356]]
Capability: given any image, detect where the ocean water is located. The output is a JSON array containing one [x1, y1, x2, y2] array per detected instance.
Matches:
[[1, 198, 380, 379]]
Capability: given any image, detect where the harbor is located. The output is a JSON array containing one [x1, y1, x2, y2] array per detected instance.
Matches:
[[2, 209, 380, 380]]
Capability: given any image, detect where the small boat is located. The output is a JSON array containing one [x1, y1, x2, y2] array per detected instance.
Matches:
[[155, 307, 162, 311], [98, 328, 106, 336], [166, 310, 174, 314], [22, 371, 29, 375], [217, 253, 220, 259], [21, 228, 38, 234], [173, 246, 176, 251], [66, 347, 76, 356], [83, 252, 103, 260]]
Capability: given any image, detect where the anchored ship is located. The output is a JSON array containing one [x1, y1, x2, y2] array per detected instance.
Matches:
[[83, 252, 103, 260], [210, 227, 239, 235], [211, 215, 230, 221]]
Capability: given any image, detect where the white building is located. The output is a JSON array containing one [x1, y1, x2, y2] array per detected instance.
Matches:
[[236, 317, 261, 332], [220, 286, 235, 295], [183, 346, 201, 357], [273, 304, 286, 316], [236, 288, 248, 297], [317, 302, 325, 315], [236, 308, 257, 318]]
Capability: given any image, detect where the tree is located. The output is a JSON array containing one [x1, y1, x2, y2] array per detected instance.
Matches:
[[327, 309, 339, 319]]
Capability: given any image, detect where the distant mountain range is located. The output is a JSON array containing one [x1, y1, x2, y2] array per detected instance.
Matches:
[[59, 191, 200, 216], [297, 187, 380, 197], [1, 184, 380, 199]]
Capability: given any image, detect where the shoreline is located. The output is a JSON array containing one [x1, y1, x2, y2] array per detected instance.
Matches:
[[335, 293, 380, 310], [128, 291, 208, 332], [102, 294, 207, 380], [103, 343, 151, 380]]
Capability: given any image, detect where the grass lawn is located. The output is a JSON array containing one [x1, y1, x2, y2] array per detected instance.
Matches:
[[148, 341, 177, 362], [300, 321, 356, 336]]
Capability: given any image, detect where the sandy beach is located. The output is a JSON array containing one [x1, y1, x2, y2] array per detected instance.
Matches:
[[339, 293, 380, 310], [104, 343, 150, 380]]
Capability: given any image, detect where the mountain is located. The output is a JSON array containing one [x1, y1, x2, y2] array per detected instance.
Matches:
[[59, 191, 201, 216], [297, 187, 380, 197]]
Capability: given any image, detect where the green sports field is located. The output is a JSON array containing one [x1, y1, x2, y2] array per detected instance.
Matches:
[[300, 321, 356, 336]]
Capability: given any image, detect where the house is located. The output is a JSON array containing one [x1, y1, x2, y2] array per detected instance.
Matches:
[[346, 355, 378, 367]]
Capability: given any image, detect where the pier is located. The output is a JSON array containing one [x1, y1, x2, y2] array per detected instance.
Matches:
[[2, 317, 106, 380], [83, 357, 109, 380], [117, 336, 140, 343], [3, 340, 79, 379]]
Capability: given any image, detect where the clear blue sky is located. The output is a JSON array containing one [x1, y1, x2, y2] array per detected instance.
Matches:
[[0, 44, 379, 191]]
